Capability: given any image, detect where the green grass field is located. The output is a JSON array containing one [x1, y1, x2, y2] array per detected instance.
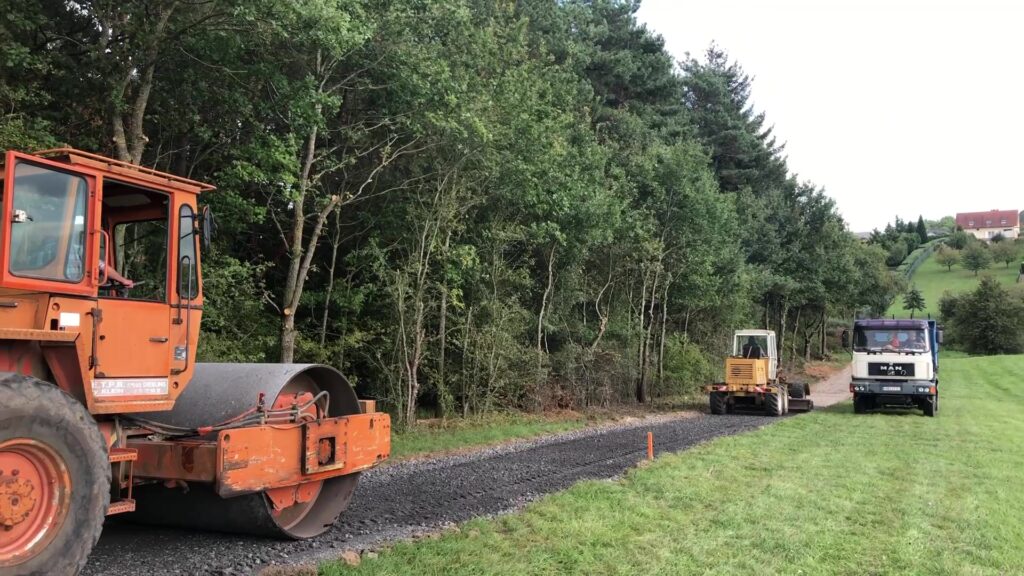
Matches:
[[887, 251, 1019, 318], [390, 412, 595, 460], [324, 354, 1024, 575]]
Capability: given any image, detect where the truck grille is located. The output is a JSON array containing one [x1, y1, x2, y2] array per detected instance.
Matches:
[[868, 363, 916, 377]]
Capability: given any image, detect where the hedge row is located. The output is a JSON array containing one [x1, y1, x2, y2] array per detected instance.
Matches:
[[895, 238, 944, 278]]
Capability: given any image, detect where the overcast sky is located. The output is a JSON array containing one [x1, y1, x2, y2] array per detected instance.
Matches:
[[636, 0, 1022, 232]]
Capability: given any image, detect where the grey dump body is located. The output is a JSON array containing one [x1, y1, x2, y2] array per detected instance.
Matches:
[[850, 319, 940, 415]]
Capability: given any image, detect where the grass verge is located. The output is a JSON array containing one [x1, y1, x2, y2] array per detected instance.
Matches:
[[325, 354, 1024, 575], [888, 250, 1018, 318], [391, 412, 599, 460]]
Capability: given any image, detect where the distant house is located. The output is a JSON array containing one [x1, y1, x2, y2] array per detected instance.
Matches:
[[955, 209, 1019, 241]]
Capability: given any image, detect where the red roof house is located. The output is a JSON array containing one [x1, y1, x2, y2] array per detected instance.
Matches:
[[955, 209, 1020, 240]]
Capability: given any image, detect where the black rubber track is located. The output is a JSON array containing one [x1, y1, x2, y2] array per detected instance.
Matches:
[[83, 412, 779, 576]]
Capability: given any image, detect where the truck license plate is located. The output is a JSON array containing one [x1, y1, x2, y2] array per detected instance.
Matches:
[[883, 386, 901, 392]]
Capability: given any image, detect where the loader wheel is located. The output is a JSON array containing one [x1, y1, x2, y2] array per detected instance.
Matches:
[[0, 373, 110, 576], [710, 392, 728, 415], [788, 383, 807, 399], [765, 391, 783, 417]]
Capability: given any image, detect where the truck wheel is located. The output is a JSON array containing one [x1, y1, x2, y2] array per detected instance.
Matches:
[[709, 392, 728, 415], [853, 394, 870, 414], [765, 391, 783, 417], [0, 374, 110, 576], [922, 396, 936, 417]]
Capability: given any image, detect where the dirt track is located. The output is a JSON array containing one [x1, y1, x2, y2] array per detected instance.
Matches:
[[82, 370, 852, 576], [810, 365, 853, 407]]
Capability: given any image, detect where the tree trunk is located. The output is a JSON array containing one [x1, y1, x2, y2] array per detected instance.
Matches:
[[658, 276, 670, 387], [638, 267, 659, 404], [791, 307, 802, 362], [437, 231, 452, 418], [589, 269, 613, 352], [319, 207, 342, 347], [635, 268, 649, 402], [778, 300, 789, 367], [819, 308, 827, 357], [536, 244, 556, 393]]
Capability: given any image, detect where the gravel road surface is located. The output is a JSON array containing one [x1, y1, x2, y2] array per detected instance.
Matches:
[[83, 408, 799, 575]]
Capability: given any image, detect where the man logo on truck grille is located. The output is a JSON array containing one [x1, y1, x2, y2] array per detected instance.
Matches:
[[867, 363, 915, 377]]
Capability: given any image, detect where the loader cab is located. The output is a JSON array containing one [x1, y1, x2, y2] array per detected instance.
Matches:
[[731, 329, 777, 381], [0, 149, 212, 412]]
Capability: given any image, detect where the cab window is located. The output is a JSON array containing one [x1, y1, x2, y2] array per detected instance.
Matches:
[[103, 182, 169, 302], [178, 205, 198, 299], [9, 162, 89, 282]]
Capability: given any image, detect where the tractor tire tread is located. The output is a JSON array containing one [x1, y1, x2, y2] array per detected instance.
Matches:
[[766, 390, 783, 417], [0, 373, 110, 576]]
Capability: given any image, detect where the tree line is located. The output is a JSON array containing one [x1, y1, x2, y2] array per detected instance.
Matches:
[[0, 0, 897, 424]]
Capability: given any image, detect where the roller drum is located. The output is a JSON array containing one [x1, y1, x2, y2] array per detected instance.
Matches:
[[127, 363, 362, 539]]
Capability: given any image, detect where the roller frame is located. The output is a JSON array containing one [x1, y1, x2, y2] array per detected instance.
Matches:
[[124, 363, 391, 538]]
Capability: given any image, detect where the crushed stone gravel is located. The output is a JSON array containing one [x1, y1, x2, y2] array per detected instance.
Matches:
[[83, 410, 784, 576]]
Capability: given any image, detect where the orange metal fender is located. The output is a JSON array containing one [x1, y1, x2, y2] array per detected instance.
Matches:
[[129, 411, 391, 496]]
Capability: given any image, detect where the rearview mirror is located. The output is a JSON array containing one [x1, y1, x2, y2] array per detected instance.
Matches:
[[200, 205, 216, 251], [936, 329, 944, 345]]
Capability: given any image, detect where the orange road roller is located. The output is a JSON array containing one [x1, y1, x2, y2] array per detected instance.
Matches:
[[0, 149, 390, 575]]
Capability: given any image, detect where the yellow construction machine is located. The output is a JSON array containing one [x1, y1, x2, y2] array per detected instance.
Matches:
[[704, 329, 813, 416]]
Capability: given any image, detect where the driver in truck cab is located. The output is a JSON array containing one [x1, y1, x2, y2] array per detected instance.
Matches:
[[885, 332, 902, 350]]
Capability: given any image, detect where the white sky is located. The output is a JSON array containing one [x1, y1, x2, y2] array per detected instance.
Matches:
[[636, 0, 1022, 232]]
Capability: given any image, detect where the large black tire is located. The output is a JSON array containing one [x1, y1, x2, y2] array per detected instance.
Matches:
[[853, 394, 871, 414], [765, 391, 783, 417], [922, 396, 936, 418], [788, 383, 809, 399], [709, 392, 728, 415], [0, 373, 110, 576]]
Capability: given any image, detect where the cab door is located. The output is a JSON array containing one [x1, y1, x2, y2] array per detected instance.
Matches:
[[93, 186, 171, 382]]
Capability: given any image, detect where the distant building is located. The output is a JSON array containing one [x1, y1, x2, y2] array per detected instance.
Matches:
[[955, 209, 1019, 241]]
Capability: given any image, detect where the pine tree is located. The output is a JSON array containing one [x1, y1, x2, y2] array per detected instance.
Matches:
[[916, 216, 928, 243], [903, 286, 925, 318]]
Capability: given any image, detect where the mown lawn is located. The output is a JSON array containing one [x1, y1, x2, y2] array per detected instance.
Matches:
[[887, 251, 1019, 318], [324, 355, 1024, 575], [390, 412, 594, 460]]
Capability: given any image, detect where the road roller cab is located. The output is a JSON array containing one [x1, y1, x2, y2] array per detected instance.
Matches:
[[0, 149, 391, 575]]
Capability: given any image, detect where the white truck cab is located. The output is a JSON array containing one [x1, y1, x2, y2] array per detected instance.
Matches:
[[850, 319, 941, 416]]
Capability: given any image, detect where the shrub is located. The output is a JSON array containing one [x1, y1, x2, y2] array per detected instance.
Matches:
[[939, 276, 1024, 354], [885, 242, 908, 267], [961, 243, 992, 276]]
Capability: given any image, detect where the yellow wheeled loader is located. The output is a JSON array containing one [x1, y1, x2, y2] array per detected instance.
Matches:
[[703, 329, 813, 416]]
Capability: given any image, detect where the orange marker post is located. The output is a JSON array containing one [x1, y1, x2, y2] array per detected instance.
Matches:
[[647, 431, 654, 460]]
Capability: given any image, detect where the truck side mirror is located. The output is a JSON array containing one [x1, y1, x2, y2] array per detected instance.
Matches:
[[936, 329, 944, 345]]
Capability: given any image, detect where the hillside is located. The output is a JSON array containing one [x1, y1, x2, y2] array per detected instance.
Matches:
[[887, 249, 1019, 318]]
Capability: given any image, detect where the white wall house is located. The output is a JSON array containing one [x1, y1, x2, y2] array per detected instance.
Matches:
[[955, 209, 1020, 241]]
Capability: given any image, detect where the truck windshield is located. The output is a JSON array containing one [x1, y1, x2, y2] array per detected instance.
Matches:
[[853, 328, 929, 353]]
